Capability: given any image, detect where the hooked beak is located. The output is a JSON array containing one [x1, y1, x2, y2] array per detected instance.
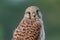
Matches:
[[32, 12, 36, 17]]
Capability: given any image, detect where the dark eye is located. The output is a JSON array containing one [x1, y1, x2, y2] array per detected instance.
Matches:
[[26, 12, 30, 14], [36, 10, 39, 13], [36, 10, 40, 14]]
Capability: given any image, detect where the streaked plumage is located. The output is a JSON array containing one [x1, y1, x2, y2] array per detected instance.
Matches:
[[12, 6, 45, 40]]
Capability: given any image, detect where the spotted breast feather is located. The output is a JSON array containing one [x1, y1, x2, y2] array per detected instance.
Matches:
[[12, 18, 41, 40]]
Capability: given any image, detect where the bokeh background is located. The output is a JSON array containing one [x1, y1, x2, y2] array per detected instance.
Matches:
[[0, 0, 60, 40]]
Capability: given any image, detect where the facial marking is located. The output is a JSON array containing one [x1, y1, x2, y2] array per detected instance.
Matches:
[[36, 10, 41, 18], [26, 12, 31, 19]]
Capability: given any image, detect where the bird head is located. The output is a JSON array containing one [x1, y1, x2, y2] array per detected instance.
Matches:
[[24, 6, 42, 20]]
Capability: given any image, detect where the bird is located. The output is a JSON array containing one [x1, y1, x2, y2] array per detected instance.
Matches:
[[12, 6, 45, 40]]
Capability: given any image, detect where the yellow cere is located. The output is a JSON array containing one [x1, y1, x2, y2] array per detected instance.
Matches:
[[32, 12, 36, 14]]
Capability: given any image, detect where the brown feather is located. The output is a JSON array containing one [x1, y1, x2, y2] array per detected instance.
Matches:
[[12, 18, 41, 40]]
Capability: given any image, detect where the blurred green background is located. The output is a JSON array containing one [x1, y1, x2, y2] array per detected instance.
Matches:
[[0, 0, 60, 40]]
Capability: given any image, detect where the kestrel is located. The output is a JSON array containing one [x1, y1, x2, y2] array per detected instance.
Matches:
[[12, 6, 45, 40]]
